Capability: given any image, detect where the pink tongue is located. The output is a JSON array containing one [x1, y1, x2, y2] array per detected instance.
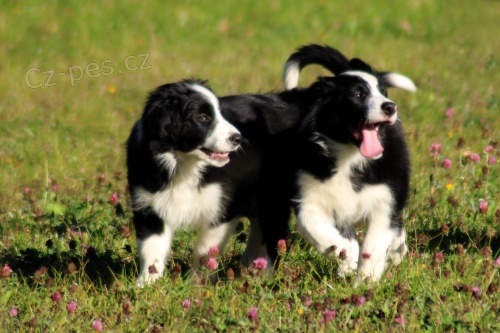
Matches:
[[359, 128, 384, 158], [210, 151, 229, 160]]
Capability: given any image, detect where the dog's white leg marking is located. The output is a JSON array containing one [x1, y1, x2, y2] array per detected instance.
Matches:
[[356, 186, 395, 284], [386, 228, 407, 267], [241, 218, 272, 267], [338, 237, 360, 277], [192, 220, 238, 271], [136, 226, 173, 287], [297, 205, 358, 274], [357, 220, 395, 284]]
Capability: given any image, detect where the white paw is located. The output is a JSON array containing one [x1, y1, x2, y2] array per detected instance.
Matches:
[[356, 257, 385, 284], [386, 230, 408, 266], [135, 261, 165, 287], [136, 273, 161, 287], [337, 239, 359, 277]]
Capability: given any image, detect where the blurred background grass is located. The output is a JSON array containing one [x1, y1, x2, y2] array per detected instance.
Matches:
[[1, 1, 500, 331], [1, 0, 499, 212]]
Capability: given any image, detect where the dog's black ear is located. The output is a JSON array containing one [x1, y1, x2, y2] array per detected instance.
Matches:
[[349, 58, 373, 72], [142, 85, 186, 146], [379, 72, 417, 92], [309, 77, 337, 109], [314, 76, 336, 91], [145, 85, 187, 115]]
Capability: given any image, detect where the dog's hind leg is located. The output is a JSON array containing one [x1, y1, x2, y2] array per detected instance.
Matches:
[[192, 220, 238, 273], [241, 217, 272, 267], [386, 215, 407, 267]]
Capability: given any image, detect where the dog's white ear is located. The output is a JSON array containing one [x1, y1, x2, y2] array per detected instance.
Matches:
[[382, 73, 417, 92]]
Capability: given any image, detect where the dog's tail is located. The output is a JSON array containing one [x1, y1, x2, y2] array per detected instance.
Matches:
[[283, 44, 350, 90], [283, 45, 417, 93]]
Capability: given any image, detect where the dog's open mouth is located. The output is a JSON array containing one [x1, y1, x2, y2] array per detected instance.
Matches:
[[200, 148, 230, 161], [351, 121, 389, 158]]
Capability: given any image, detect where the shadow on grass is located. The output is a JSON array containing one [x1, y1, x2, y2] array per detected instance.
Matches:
[[2, 247, 136, 288], [416, 225, 500, 256]]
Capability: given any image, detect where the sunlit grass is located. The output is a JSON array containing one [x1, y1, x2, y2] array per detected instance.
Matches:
[[1, 0, 499, 331]]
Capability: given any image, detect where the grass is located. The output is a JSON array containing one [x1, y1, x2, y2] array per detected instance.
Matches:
[[1, 0, 499, 331]]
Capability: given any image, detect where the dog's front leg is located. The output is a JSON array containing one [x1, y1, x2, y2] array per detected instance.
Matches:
[[356, 213, 395, 284], [297, 204, 358, 275], [135, 224, 172, 287]]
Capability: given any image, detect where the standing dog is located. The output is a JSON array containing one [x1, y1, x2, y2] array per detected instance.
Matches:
[[127, 46, 416, 285], [126, 81, 245, 286], [282, 45, 416, 282]]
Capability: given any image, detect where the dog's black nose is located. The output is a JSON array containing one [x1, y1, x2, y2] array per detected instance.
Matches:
[[382, 102, 397, 116], [229, 133, 243, 146]]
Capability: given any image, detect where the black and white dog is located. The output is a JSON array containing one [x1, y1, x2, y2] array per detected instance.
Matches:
[[282, 45, 416, 283], [127, 46, 416, 286], [127, 79, 306, 286], [126, 81, 246, 286]]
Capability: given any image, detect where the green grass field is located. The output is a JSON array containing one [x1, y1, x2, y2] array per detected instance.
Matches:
[[1, 0, 499, 331]]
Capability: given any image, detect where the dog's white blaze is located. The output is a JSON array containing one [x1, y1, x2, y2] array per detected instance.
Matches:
[[188, 83, 240, 154], [283, 61, 301, 90], [342, 71, 397, 124], [188, 83, 221, 114], [296, 143, 399, 281]]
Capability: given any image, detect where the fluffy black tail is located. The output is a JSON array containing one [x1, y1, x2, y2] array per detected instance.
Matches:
[[283, 44, 417, 93], [283, 44, 350, 89]]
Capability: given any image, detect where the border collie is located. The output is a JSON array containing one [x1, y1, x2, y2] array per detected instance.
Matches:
[[215, 46, 415, 282], [282, 45, 416, 283], [127, 79, 303, 286], [127, 46, 416, 286], [126, 80, 245, 286]]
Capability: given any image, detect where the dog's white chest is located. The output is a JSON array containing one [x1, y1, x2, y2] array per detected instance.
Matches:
[[133, 174, 223, 230], [297, 152, 392, 225]]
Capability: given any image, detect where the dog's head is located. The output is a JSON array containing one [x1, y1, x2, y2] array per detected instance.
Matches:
[[284, 45, 416, 159], [142, 80, 242, 167]]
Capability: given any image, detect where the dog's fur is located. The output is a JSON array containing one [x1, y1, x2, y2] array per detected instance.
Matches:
[[282, 45, 416, 282], [127, 45, 416, 285], [126, 80, 246, 286]]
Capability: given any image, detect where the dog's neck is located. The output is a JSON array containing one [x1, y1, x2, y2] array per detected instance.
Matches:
[[155, 151, 207, 187]]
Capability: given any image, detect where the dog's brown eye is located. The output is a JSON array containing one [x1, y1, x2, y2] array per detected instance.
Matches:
[[197, 113, 211, 123]]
